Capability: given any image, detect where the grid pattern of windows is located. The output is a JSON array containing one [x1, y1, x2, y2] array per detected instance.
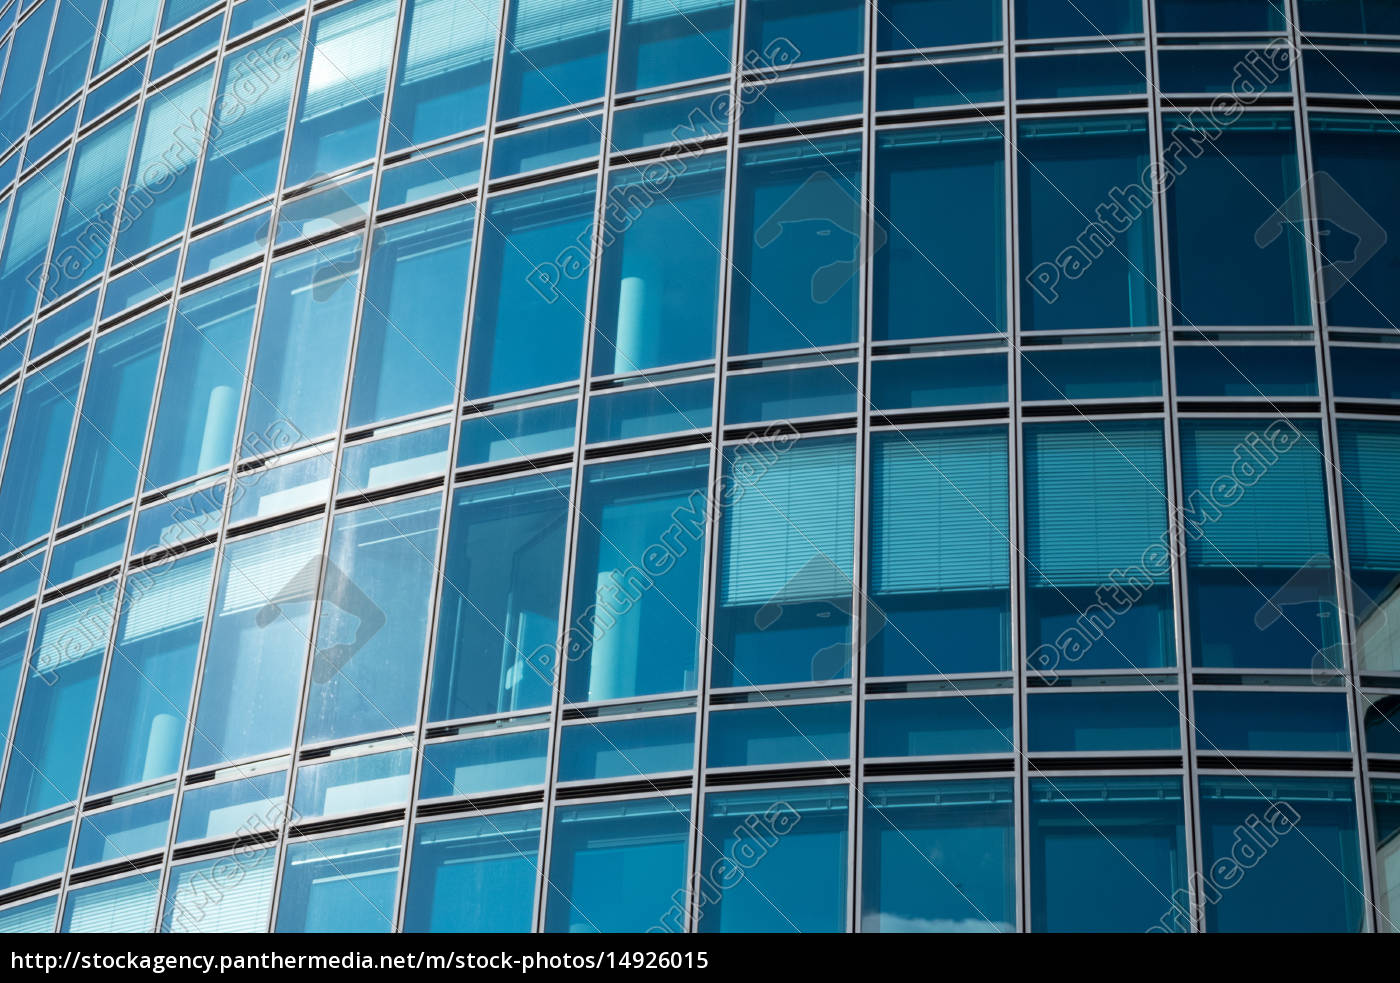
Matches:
[[0, 0, 1394, 934]]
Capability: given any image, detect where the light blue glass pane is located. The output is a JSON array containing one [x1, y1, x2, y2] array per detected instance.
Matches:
[[457, 401, 576, 467], [194, 27, 302, 223], [1198, 777, 1363, 932], [1028, 690, 1180, 752], [557, 713, 695, 782], [228, 0, 300, 37], [868, 427, 1010, 676], [182, 209, 270, 281], [862, 779, 1014, 933], [151, 13, 224, 80], [545, 796, 690, 933], [243, 236, 362, 444], [707, 702, 850, 767], [496, 0, 611, 120], [698, 785, 847, 933], [609, 90, 726, 151], [1194, 690, 1350, 752], [0, 585, 114, 820], [724, 362, 857, 424], [875, 123, 1004, 339], [303, 494, 441, 743], [95, 0, 159, 73], [176, 770, 286, 843], [62, 871, 157, 933], [161, 0, 218, 29], [46, 513, 128, 586], [865, 696, 1014, 756], [283, 0, 397, 188], [1180, 419, 1335, 669], [274, 175, 370, 245], [1016, 0, 1141, 37], [58, 309, 164, 523], [594, 156, 723, 374], [0, 347, 82, 548], [741, 71, 862, 129], [294, 748, 412, 819], [1022, 345, 1161, 400], [0, 617, 27, 747], [586, 379, 712, 444], [1024, 421, 1174, 672], [1016, 51, 1147, 99], [228, 451, 332, 524], [0, 1, 54, 149], [430, 472, 569, 721], [1019, 116, 1156, 332], [1175, 344, 1317, 397], [1157, 0, 1286, 31], [349, 205, 472, 427], [419, 729, 549, 799], [714, 436, 855, 687], [81, 62, 143, 125], [1159, 48, 1291, 94], [388, 0, 495, 151], [189, 519, 323, 768], [0, 550, 43, 610], [276, 828, 402, 933], [490, 115, 601, 179], [339, 425, 449, 496], [0, 821, 69, 890], [1309, 116, 1400, 330], [1165, 114, 1309, 326], [0, 154, 66, 330], [0, 894, 58, 932], [146, 273, 258, 489], [99, 246, 178, 320], [616, 0, 731, 92], [113, 66, 214, 262], [567, 451, 707, 702], [32, 292, 97, 364], [1029, 777, 1187, 932], [877, 0, 1001, 49], [43, 109, 132, 304], [87, 550, 215, 793], [131, 484, 225, 558], [404, 811, 539, 933], [745, 0, 861, 64], [162, 846, 277, 932], [731, 137, 862, 355], [72, 794, 172, 868], [871, 353, 1007, 409], [0, 329, 26, 379], [376, 142, 482, 209], [468, 178, 595, 399], [21, 102, 77, 171]]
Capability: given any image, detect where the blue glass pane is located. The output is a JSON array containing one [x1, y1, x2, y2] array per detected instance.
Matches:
[[610, 90, 726, 151], [706, 701, 850, 767], [1158, 47, 1291, 94], [419, 729, 549, 799], [1331, 344, 1400, 401], [496, 0, 611, 120], [0, 895, 58, 932], [1194, 689, 1351, 753], [44, 109, 135, 303], [616, 0, 732, 92], [0, 617, 27, 747], [871, 353, 1007, 410], [162, 846, 277, 932], [0, 820, 69, 891], [862, 779, 1014, 933], [293, 748, 412, 819], [1337, 420, 1400, 671], [557, 713, 695, 781], [131, 484, 225, 558], [490, 115, 601, 179], [275, 827, 402, 933], [1016, 51, 1147, 99], [47, 515, 128, 587], [387, 0, 497, 151], [1029, 777, 1187, 932], [546, 796, 691, 932], [1028, 690, 1180, 752], [745, 0, 862, 64], [1174, 344, 1317, 397], [151, 15, 224, 81], [338, 425, 450, 496], [697, 785, 847, 933], [377, 142, 482, 209], [404, 811, 539, 933], [567, 451, 707, 702], [741, 71, 862, 129], [430, 471, 569, 721], [94, 0, 159, 74], [0, 154, 66, 330], [1156, 0, 1287, 32], [72, 794, 172, 868], [585, 379, 712, 444], [0, 347, 82, 548], [176, 770, 285, 843], [1016, 0, 1142, 38], [32, 287, 96, 361], [32, 0, 99, 122], [875, 59, 1004, 111], [865, 695, 1014, 756], [457, 400, 576, 467], [1299, 0, 1400, 32], [62, 870, 160, 933], [724, 362, 858, 425], [0, 2, 54, 149], [877, 0, 1001, 49], [1022, 345, 1161, 400]]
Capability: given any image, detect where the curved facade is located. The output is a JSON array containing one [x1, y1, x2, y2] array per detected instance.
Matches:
[[0, 0, 1394, 934]]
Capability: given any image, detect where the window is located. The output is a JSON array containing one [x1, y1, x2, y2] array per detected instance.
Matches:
[[163, 847, 277, 932], [875, 123, 1005, 340], [862, 779, 1014, 932], [44, 109, 134, 303], [87, 551, 216, 794], [275, 827, 403, 933], [0, 347, 82, 547], [284, 0, 398, 188], [1180, 419, 1335, 669], [189, 520, 323, 768], [301, 495, 441, 743], [0, 155, 66, 330], [0, 1, 54, 149], [731, 137, 863, 355], [1016, 0, 1142, 38], [1024, 421, 1174, 673], [1165, 114, 1310, 327], [404, 811, 540, 932], [567, 451, 707, 703], [877, 0, 1001, 50], [430, 472, 569, 722], [61, 871, 160, 933], [349, 206, 473, 428], [496, 0, 612, 120], [868, 427, 1010, 676], [713, 435, 856, 687], [1029, 776, 1187, 932], [467, 179, 596, 399], [745, 0, 862, 64], [1338, 420, 1400, 671], [615, 0, 732, 93], [593, 155, 724, 375], [387, 0, 497, 150], [545, 797, 691, 932]]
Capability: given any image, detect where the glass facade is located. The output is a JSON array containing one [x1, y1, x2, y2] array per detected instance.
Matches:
[[0, 0, 1392, 935]]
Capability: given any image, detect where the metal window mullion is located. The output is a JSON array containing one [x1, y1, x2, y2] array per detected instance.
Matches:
[[392, 0, 514, 933]]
